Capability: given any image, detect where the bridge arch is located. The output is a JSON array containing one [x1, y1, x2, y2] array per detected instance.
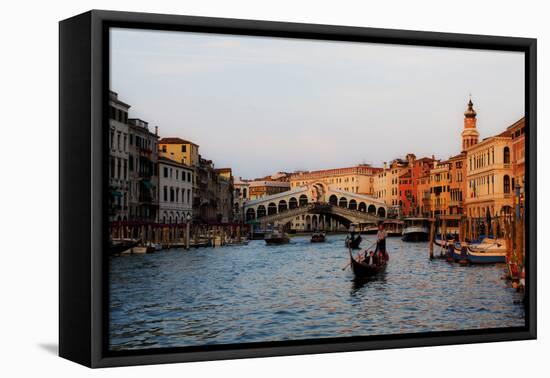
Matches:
[[289, 197, 298, 209], [349, 199, 357, 210], [299, 194, 308, 207], [368, 204, 376, 215], [329, 195, 338, 206], [339, 197, 348, 208], [377, 207, 386, 217], [246, 208, 255, 221], [257, 205, 266, 218], [278, 200, 288, 213], [268, 202, 277, 215], [358, 202, 367, 212]]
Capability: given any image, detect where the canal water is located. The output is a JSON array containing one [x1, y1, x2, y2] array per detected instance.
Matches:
[[109, 234, 525, 351]]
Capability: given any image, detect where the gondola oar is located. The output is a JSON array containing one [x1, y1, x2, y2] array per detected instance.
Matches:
[[341, 240, 377, 270]]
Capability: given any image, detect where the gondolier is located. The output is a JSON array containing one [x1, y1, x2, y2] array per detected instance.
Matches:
[[375, 222, 388, 263]]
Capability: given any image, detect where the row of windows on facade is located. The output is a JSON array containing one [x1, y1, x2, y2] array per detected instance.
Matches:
[[162, 186, 192, 204], [110, 106, 128, 124], [110, 156, 159, 179], [469, 146, 510, 171], [109, 130, 157, 153], [163, 166, 193, 182], [468, 174, 513, 196], [161, 145, 188, 153]]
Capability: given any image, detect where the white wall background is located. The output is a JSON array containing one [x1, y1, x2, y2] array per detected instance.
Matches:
[[1, 0, 547, 376]]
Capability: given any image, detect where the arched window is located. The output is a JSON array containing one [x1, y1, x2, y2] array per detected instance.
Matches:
[[348, 199, 357, 210], [368, 205, 376, 215], [329, 195, 338, 206], [504, 175, 511, 194], [299, 194, 308, 207], [377, 207, 386, 218], [358, 202, 367, 212], [278, 200, 288, 213], [503, 147, 510, 164]]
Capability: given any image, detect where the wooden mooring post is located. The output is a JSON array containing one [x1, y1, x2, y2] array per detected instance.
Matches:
[[429, 219, 435, 259]]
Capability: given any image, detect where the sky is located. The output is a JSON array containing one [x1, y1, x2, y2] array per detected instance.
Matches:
[[110, 28, 525, 179]]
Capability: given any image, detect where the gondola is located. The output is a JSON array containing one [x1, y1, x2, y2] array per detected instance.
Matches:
[[348, 248, 386, 278]]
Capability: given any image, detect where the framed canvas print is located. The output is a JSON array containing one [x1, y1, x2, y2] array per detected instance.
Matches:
[[59, 10, 537, 368]]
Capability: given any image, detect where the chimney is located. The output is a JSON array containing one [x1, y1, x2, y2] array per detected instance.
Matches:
[[155, 126, 158, 136], [383, 162, 387, 170]]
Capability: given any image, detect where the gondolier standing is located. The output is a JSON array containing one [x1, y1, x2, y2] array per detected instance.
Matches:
[[375, 222, 388, 263]]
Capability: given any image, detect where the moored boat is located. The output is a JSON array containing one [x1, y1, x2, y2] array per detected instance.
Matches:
[[310, 231, 326, 243], [348, 248, 387, 278], [383, 219, 404, 236], [452, 242, 469, 264], [110, 238, 139, 255], [402, 218, 429, 242], [130, 245, 156, 254], [466, 240, 507, 264]]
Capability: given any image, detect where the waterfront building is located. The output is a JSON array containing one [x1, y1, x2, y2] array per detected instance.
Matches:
[[127, 118, 159, 223], [158, 137, 200, 216], [373, 160, 408, 217], [158, 156, 193, 224], [195, 157, 234, 223], [233, 178, 250, 222], [248, 180, 291, 200], [290, 165, 381, 196], [508, 117, 526, 198], [398, 154, 435, 216], [428, 160, 451, 217], [214, 168, 234, 223], [108, 91, 130, 222], [448, 152, 466, 215], [464, 129, 513, 218], [159, 137, 200, 167]]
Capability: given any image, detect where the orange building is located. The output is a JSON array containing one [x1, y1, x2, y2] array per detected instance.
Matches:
[[398, 154, 435, 216], [290, 165, 381, 196], [508, 117, 526, 193], [448, 152, 466, 215]]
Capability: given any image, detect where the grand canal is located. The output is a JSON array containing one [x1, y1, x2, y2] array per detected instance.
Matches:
[[109, 234, 525, 350]]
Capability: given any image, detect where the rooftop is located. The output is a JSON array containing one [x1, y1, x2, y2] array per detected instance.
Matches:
[[159, 137, 199, 147]]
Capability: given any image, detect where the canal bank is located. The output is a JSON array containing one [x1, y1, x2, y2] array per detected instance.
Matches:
[[109, 234, 524, 351]]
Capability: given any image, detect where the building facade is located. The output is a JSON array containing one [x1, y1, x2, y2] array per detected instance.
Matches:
[[248, 180, 291, 200], [108, 91, 130, 222], [233, 178, 250, 222], [428, 160, 451, 217], [398, 154, 435, 216], [373, 159, 408, 217], [448, 152, 466, 215], [158, 156, 194, 224], [464, 131, 513, 218], [127, 118, 159, 223], [508, 117, 526, 197], [290, 165, 380, 196]]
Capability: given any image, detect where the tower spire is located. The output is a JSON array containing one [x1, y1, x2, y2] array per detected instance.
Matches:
[[461, 96, 479, 151]]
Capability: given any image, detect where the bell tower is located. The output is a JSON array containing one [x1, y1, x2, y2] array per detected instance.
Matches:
[[461, 97, 479, 151]]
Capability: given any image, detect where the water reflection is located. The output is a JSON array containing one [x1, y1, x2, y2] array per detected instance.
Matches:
[[110, 234, 524, 350]]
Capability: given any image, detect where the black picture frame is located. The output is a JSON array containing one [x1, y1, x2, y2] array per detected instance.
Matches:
[[59, 9, 537, 368]]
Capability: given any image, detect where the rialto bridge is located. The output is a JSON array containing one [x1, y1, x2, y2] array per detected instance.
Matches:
[[243, 183, 387, 231]]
